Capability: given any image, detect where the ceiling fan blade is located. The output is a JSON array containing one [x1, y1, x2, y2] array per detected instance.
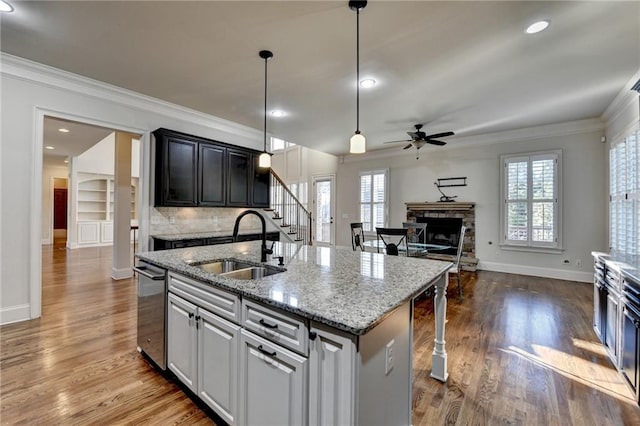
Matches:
[[383, 139, 411, 144], [426, 139, 447, 146], [403, 144, 413, 150], [425, 131, 454, 139]]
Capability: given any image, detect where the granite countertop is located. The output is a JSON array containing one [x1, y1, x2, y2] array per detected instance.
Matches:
[[136, 241, 452, 335], [592, 251, 640, 283], [151, 229, 266, 241]]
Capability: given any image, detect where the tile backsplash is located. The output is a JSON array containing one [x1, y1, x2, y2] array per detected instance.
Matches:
[[150, 207, 276, 236]]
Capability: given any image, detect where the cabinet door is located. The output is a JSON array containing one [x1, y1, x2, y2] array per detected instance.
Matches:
[[239, 330, 307, 426], [251, 154, 270, 208], [198, 309, 241, 425], [199, 143, 226, 206], [167, 293, 198, 393], [606, 293, 619, 360], [156, 136, 198, 206], [594, 283, 602, 340], [621, 307, 639, 392], [227, 150, 251, 206], [308, 325, 356, 426]]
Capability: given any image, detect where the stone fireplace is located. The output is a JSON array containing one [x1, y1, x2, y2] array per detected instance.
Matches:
[[405, 202, 477, 270]]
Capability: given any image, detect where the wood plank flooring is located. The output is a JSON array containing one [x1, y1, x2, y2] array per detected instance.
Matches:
[[1, 241, 639, 424]]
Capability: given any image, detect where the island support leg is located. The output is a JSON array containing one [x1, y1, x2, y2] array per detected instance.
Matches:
[[430, 273, 448, 382]]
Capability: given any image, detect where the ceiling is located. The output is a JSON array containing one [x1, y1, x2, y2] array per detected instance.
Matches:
[[2, 1, 639, 156], [43, 117, 114, 164]]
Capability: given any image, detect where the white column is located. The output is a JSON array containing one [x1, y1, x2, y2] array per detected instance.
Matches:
[[111, 131, 134, 280], [430, 272, 449, 382]]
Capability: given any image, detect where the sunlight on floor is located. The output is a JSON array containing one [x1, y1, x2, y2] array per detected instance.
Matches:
[[500, 345, 636, 405]]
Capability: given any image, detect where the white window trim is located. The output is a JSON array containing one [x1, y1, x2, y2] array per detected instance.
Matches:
[[358, 169, 389, 237], [499, 150, 563, 252]]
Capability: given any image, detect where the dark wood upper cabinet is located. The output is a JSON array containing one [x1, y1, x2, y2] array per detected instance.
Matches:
[[199, 143, 226, 206], [155, 132, 198, 206], [154, 128, 269, 208], [227, 149, 251, 206]]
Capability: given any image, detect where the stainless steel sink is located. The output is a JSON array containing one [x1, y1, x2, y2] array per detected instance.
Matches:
[[195, 260, 256, 274], [192, 259, 284, 280], [219, 266, 282, 280]]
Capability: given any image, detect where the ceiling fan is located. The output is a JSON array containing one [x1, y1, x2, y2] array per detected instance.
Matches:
[[384, 124, 455, 159]]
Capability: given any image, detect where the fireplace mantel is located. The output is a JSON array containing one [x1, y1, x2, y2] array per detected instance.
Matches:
[[405, 202, 475, 211]]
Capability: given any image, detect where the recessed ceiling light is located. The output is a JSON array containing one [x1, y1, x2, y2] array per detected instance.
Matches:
[[58, 128, 70, 133], [360, 78, 376, 88], [63, 159, 69, 164], [0, 1, 14, 13], [271, 110, 286, 117], [525, 20, 550, 34], [45, 146, 55, 150]]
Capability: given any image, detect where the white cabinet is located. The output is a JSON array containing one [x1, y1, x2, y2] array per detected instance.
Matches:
[[198, 308, 240, 425], [77, 221, 100, 245], [239, 329, 307, 426], [167, 278, 241, 425], [308, 323, 356, 426], [167, 293, 198, 393]]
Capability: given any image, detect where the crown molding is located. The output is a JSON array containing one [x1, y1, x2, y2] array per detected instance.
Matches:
[[0, 53, 263, 144], [602, 69, 640, 123], [343, 118, 604, 163]]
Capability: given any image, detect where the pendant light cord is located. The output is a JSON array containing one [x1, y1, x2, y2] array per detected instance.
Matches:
[[355, 7, 360, 133], [263, 56, 268, 152]]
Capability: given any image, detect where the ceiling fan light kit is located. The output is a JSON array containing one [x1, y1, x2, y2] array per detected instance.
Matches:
[[258, 49, 273, 168], [383, 123, 455, 159], [349, 0, 367, 154]]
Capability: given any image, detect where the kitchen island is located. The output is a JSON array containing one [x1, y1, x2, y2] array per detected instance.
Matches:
[[136, 241, 452, 425]]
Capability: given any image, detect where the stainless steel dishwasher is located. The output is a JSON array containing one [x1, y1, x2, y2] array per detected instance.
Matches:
[[134, 261, 167, 370]]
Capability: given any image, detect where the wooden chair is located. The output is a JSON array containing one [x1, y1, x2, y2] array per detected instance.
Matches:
[[402, 222, 427, 256], [452, 226, 467, 300], [376, 227, 408, 256], [350, 222, 366, 251]]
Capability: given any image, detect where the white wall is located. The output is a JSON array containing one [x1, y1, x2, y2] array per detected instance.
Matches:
[[0, 54, 263, 325], [41, 161, 69, 244], [336, 122, 607, 282], [74, 132, 141, 178]]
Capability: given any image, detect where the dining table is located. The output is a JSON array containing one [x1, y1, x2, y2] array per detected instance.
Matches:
[[363, 239, 451, 256]]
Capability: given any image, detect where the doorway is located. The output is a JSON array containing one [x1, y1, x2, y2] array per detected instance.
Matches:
[[313, 174, 335, 246], [53, 179, 68, 244]]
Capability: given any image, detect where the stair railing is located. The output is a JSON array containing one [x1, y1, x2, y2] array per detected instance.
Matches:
[[269, 170, 312, 245]]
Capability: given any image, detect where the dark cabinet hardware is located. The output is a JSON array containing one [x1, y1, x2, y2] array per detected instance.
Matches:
[[309, 331, 317, 341], [259, 319, 278, 329], [257, 345, 277, 357]]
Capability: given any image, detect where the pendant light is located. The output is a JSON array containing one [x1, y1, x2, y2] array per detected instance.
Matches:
[[258, 50, 273, 168], [349, 0, 367, 154]]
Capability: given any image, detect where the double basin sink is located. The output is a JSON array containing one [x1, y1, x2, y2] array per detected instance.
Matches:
[[192, 259, 284, 280]]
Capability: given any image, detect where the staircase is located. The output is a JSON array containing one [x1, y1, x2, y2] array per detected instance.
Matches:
[[265, 170, 312, 246]]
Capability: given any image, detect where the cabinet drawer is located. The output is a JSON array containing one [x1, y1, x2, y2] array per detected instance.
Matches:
[[169, 272, 241, 324], [242, 299, 308, 356]]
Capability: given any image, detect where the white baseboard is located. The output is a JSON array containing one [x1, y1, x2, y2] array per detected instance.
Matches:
[[478, 261, 593, 283], [111, 267, 133, 280], [0, 304, 31, 325]]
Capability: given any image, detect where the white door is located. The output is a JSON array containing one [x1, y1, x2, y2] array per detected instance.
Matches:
[[313, 175, 335, 246], [167, 293, 198, 393], [238, 330, 307, 426], [198, 308, 241, 425]]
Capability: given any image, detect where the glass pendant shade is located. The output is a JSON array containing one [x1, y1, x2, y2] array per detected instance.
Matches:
[[258, 151, 271, 168], [350, 132, 366, 154]]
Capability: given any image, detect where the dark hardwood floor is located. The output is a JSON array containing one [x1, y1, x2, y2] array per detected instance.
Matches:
[[1, 240, 639, 425]]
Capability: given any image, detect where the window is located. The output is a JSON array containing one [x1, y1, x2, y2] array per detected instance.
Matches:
[[610, 128, 639, 256], [270, 137, 295, 152], [359, 170, 388, 233], [500, 151, 562, 250]]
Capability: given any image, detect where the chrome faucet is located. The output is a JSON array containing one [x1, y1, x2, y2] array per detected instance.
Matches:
[[232, 210, 272, 262]]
